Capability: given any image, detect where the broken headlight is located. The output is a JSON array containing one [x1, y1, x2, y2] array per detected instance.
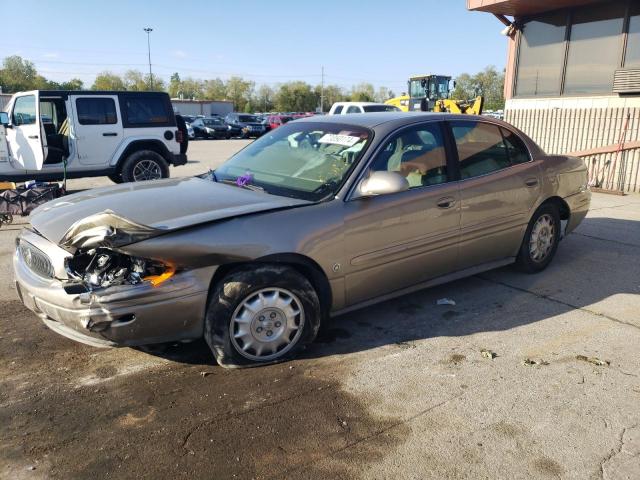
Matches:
[[66, 248, 175, 289]]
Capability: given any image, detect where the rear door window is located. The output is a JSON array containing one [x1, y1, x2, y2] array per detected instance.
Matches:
[[122, 96, 171, 126], [346, 106, 361, 114], [501, 128, 531, 164], [450, 121, 511, 179], [76, 98, 117, 125]]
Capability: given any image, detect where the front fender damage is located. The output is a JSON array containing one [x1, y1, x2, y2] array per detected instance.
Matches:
[[59, 210, 172, 291]]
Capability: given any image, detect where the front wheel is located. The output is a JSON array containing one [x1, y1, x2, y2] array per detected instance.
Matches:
[[515, 203, 561, 273], [120, 150, 170, 182], [204, 265, 321, 368]]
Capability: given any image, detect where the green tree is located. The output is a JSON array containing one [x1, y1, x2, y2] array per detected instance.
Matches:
[[0, 55, 42, 92], [314, 84, 347, 112], [60, 78, 84, 90], [374, 86, 394, 103], [203, 78, 226, 100], [92, 71, 126, 90], [275, 81, 317, 112], [451, 67, 505, 110], [168, 72, 181, 98], [179, 77, 203, 99], [225, 76, 254, 112], [255, 84, 275, 112], [350, 82, 375, 102]]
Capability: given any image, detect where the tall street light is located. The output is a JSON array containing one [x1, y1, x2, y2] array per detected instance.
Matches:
[[144, 27, 153, 90]]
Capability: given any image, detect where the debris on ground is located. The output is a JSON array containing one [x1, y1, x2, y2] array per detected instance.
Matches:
[[436, 298, 456, 306], [576, 355, 610, 367], [200, 371, 214, 377], [523, 358, 549, 366], [481, 349, 497, 359]]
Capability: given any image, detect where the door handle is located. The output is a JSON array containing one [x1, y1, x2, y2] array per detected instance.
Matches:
[[525, 178, 539, 187], [28, 135, 39, 139], [437, 197, 456, 209], [102, 132, 118, 137]]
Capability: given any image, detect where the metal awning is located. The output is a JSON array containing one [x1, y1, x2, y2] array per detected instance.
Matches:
[[466, 0, 605, 17]]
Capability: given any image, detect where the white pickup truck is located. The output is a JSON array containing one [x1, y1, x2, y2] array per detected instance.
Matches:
[[0, 90, 188, 183]]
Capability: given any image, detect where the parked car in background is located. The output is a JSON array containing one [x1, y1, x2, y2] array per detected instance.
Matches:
[[191, 117, 239, 139], [225, 113, 269, 138], [329, 102, 401, 115], [1, 90, 188, 183], [266, 114, 294, 130], [186, 122, 195, 139], [181, 115, 197, 124], [13, 112, 590, 368]]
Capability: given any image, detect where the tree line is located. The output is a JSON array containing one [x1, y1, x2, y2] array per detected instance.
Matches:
[[1, 55, 505, 112]]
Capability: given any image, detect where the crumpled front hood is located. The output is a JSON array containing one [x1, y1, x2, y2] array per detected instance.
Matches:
[[30, 177, 309, 246]]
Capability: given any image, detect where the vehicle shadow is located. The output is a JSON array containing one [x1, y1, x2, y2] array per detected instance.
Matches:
[[139, 216, 640, 366]]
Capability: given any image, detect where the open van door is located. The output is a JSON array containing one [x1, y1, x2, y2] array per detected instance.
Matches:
[[5, 92, 47, 171]]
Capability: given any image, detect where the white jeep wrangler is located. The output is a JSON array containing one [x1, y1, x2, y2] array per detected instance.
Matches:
[[0, 90, 188, 183]]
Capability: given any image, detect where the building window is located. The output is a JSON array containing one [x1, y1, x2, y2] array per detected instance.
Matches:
[[564, 2, 625, 95], [516, 11, 567, 96], [625, 2, 640, 67]]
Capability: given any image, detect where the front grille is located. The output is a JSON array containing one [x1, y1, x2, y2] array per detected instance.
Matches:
[[18, 240, 55, 279]]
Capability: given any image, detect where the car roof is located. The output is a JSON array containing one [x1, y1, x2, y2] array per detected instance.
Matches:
[[295, 112, 491, 128]]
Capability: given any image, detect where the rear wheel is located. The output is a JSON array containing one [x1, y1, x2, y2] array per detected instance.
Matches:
[[204, 265, 321, 368], [121, 150, 170, 183], [515, 203, 561, 273]]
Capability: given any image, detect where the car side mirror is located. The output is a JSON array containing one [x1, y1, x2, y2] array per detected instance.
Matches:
[[354, 171, 409, 198], [0, 112, 9, 126]]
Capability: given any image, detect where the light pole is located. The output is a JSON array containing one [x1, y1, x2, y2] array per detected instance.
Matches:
[[144, 27, 153, 90]]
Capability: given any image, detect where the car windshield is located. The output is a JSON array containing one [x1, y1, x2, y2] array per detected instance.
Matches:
[[239, 115, 258, 122], [204, 118, 222, 125], [215, 122, 372, 201], [362, 105, 399, 112]]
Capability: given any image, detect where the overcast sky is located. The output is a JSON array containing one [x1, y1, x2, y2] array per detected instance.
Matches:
[[0, 0, 508, 92]]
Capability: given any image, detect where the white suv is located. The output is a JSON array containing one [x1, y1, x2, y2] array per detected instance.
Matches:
[[0, 90, 188, 183]]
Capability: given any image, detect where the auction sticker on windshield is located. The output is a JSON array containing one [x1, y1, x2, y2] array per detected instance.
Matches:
[[318, 134, 361, 147]]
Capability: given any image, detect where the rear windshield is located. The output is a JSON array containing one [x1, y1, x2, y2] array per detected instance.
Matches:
[[362, 105, 400, 112], [239, 115, 259, 122]]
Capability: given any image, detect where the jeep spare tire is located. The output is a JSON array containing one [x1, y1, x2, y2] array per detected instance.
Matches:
[[121, 150, 170, 182]]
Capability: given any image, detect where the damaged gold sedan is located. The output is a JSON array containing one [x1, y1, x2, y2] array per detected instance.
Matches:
[[14, 113, 591, 367]]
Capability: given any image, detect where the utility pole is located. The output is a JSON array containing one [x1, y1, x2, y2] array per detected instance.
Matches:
[[144, 27, 154, 90], [320, 66, 324, 113]]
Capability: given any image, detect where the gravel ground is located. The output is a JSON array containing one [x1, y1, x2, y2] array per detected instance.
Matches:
[[1, 139, 639, 480]]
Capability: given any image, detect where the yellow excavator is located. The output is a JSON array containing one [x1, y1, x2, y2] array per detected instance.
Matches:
[[385, 74, 484, 115]]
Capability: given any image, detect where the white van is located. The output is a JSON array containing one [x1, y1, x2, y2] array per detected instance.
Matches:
[[328, 102, 401, 115], [0, 90, 188, 183]]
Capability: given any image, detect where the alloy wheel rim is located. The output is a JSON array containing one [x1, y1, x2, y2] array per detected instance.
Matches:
[[230, 288, 305, 361], [529, 213, 556, 262], [133, 160, 162, 181]]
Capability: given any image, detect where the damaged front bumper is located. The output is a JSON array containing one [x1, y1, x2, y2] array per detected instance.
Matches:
[[14, 229, 216, 347]]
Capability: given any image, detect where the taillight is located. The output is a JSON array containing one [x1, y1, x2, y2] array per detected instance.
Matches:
[[176, 130, 184, 143]]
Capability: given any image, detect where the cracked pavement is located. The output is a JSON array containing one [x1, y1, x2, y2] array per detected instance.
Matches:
[[1, 140, 639, 479]]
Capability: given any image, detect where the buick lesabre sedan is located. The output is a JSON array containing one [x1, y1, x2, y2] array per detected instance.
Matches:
[[14, 113, 590, 367]]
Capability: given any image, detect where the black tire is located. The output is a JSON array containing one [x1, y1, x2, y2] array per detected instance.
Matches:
[[225, 132, 231, 140], [120, 150, 170, 183], [515, 203, 561, 273], [204, 265, 321, 368], [108, 172, 124, 184]]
